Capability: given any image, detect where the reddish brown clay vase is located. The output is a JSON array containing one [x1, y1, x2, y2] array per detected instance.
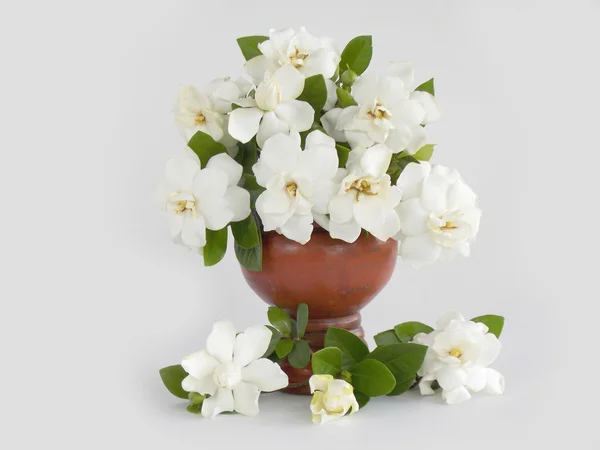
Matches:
[[240, 226, 398, 394]]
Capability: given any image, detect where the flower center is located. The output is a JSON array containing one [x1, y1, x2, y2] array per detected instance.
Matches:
[[440, 221, 457, 231], [174, 199, 196, 215], [367, 102, 391, 121], [213, 362, 241, 389], [289, 47, 309, 68], [449, 348, 462, 359], [324, 393, 345, 414], [347, 178, 378, 197], [286, 182, 298, 197], [194, 112, 206, 125]]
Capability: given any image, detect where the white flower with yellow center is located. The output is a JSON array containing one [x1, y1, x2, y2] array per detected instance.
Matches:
[[326, 144, 402, 243], [158, 153, 250, 250], [413, 312, 504, 405], [309, 374, 359, 424], [395, 162, 482, 267], [228, 65, 314, 148], [181, 320, 289, 418], [174, 78, 251, 148], [252, 131, 339, 244], [244, 27, 340, 84]]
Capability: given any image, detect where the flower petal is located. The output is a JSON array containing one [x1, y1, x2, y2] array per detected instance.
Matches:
[[387, 61, 415, 87], [233, 381, 260, 416], [274, 100, 314, 131], [396, 198, 429, 236], [329, 191, 356, 223], [359, 144, 393, 177], [244, 55, 272, 85], [420, 173, 452, 214], [354, 196, 401, 241], [256, 133, 301, 182], [419, 378, 435, 396], [400, 235, 442, 267], [180, 216, 207, 248], [396, 162, 431, 200], [485, 369, 505, 395], [302, 48, 339, 79], [181, 349, 219, 379], [436, 311, 466, 329], [410, 91, 442, 125], [477, 333, 502, 367], [271, 65, 305, 101], [320, 108, 346, 142], [464, 366, 488, 392], [256, 111, 289, 148], [206, 320, 237, 363], [329, 218, 362, 243], [256, 186, 292, 216], [279, 213, 314, 244], [165, 155, 199, 191], [323, 78, 338, 111], [224, 186, 251, 222], [182, 374, 218, 396], [233, 325, 272, 368], [442, 386, 471, 405], [192, 167, 228, 199], [201, 387, 234, 418], [205, 153, 243, 187], [197, 196, 234, 231], [228, 107, 264, 143], [309, 374, 334, 393], [437, 367, 467, 391], [241, 358, 289, 392]]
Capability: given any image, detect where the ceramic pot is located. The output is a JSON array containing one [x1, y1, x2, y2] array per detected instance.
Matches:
[[240, 227, 398, 394]]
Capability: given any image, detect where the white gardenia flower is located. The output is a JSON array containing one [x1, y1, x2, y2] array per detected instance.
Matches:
[[309, 374, 359, 424], [253, 131, 339, 244], [327, 144, 402, 243], [158, 153, 250, 250], [174, 78, 250, 148], [413, 311, 504, 405], [228, 65, 314, 147], [395, 162, 481, 267], [321, 62, 441, 154], [244, 27, 340, 84], [181, 320, 289, 418]]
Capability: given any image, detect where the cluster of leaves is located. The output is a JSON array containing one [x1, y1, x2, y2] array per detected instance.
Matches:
[[159, 364, 206, 414], [311, 328, 427, 407], [263, 304, 312, 369]]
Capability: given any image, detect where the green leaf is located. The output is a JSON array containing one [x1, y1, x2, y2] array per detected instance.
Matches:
[[234, 235, 262, 271], [374, 329, 401, 346], [471, 315, 505, 338], [415, 78, 435, 96], [186, 403, 202, 414], [267, 307, 292, 336], [276, 338, 294, 358], [203, 227, 228, 267], [240, 175, 265, 209], [340, 35, 373, 76], [413, 144, 435, 161], [311, 347, 342, 376], [187, 131, 227, 168], [236, 35, 268, 61], [393, 322, 434, 343], [388, 377, 415, 396], [335, 144, 350, 168], [288, 339, 311, 368], [188, 392, 206, 405], [159, 365, 189, 399], [350, 359, 396, 397], [387, 153, 420, 184], [324, 328, 369, 369], [336, 87, 357, 107], [262, 325, 281, 358], [230, 214, 260, 249], [354, 391, 370, 408], [366, 343, 428, 395], [297, 74, 327, 114], [296, 303, 309, 338], [240, 141, 259, 175]]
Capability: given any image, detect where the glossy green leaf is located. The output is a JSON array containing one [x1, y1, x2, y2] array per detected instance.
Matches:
[[393, 322, 434, 343], [187, 131, 227, 168], [159, 365, 189, 399], [336, 87, 357, 107], [295, 303, 309, 338], [240, 174, 265, 209], [388, 377, 415, 396], [471, 315, 505, 338], [240, 141, 259, 175], [236, 35, 268, 61], [374, 329, 401, 346], [324, 328, 369, 369], [230, 214, 260, 249], [276, 338, 294, 358], [297, 74, 327, 113], [340, 35, 373, 76], [366, 343, 427, 395], [354, 391, 370, 408], [234, 226, 262, 271], [415, 78, 435, 96], [335, 144, 350, 168], [349, 359, 396, 397], [413, 144, 435, 161], [203, 228, 228, 267], [311, 347, 342, 376], [288, 339, 311, 368], [267, 307, 292, 336], [262, 325, 281, 359], [387, 153, 420, 184]]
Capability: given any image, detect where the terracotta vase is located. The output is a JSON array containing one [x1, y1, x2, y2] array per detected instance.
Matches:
[[240, 226, 398, 394]]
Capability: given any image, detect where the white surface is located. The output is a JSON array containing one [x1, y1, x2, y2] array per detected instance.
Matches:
[[1, 0, 598, 448]]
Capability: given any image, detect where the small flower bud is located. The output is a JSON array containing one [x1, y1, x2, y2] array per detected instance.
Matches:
[[341, 70, 358, 86], [188, 392, 206, 405]]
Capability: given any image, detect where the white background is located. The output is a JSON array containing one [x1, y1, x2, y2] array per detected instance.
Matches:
[[1, 0, 598, 448]]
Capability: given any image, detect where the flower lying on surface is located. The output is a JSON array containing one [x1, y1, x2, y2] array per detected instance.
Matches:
[[395, 162, 481, 267], [244, 27, 340, 84], [228, 65, 314, 147], [158, 153, 250, 250], [181, 320, 289, 418], [309, 374, 359, 424], [413, 312, 504, 404], [327, 144, 402, 243], [174, 78, 250, 145], [253, 131, 339, 244]]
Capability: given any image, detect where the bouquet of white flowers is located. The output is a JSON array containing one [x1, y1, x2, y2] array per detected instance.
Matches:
[[159, 27, 481, 270]]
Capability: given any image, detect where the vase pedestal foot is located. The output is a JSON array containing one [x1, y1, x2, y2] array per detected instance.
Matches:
[[279, 312, 364, 395]]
